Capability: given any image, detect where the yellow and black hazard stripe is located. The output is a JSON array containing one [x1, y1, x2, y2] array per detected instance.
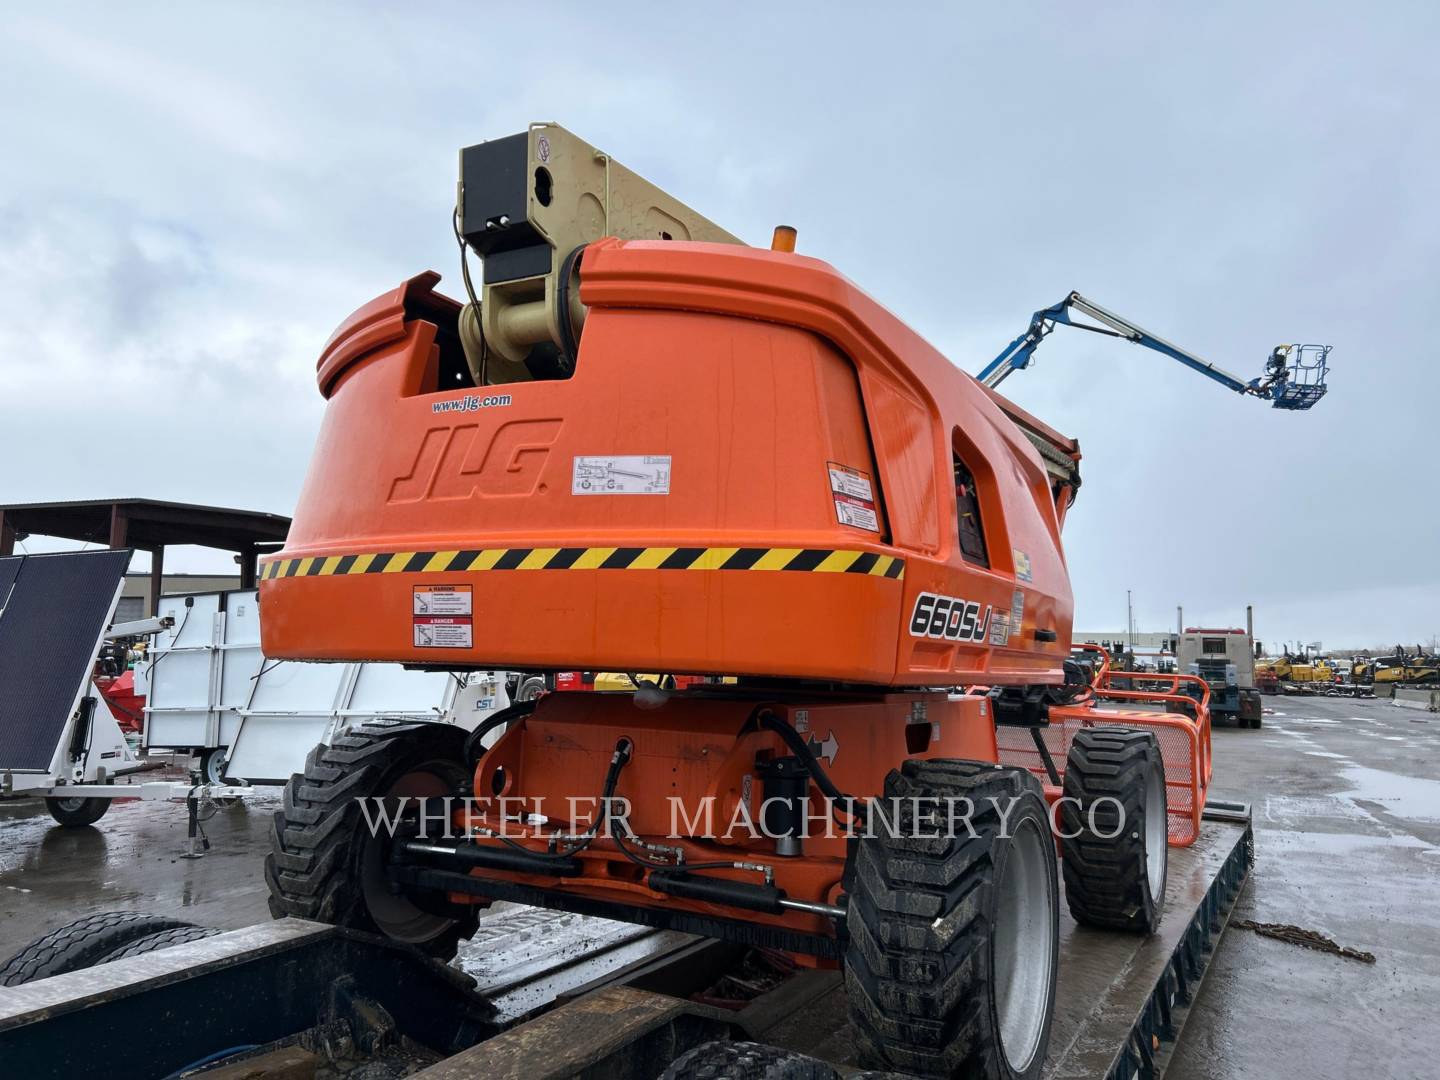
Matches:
[[260, 547, 904, 581]]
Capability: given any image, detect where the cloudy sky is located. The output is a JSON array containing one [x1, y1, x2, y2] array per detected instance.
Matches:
[[2, 4, 1435, 649]]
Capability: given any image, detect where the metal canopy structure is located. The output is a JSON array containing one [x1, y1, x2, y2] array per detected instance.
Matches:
[[0, 499, 291, 613]]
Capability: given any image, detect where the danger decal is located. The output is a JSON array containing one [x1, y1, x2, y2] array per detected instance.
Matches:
[[827, 462, 880, 532]]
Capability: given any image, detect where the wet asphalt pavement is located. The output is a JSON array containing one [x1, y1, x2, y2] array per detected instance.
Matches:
[[0, 774, 279, 945], [1168, 694, 1440, 1080], [1, 695, 1436, 1077]]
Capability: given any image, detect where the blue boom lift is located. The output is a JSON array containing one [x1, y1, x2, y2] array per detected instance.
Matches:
[[978, 291, 1330, 410]]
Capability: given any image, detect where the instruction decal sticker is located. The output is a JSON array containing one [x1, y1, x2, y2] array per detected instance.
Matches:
[[989, 611, 1011, 646], [413, 585, 473, 649], [572, 455, 672, 495], [827, 462, 879, 532], [1013, 549, 1033, 583], [1010, 588, 1025, 641]]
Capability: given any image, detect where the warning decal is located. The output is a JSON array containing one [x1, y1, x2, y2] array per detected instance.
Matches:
[[1010, 589, 1025, 640], [828, 462, 879, 532], [413, 585, 472, 648], [414, 585, 472, 616], [989, 611, 1011, 646]]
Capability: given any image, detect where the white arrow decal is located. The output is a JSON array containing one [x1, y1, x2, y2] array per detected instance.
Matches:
[[806, 730, 840, 766]]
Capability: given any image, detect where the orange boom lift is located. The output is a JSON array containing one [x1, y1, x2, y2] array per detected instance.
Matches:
[[261, 124, 1209, 1079]]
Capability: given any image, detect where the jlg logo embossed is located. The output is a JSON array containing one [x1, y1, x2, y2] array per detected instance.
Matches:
[[389, 419, 562, 502]]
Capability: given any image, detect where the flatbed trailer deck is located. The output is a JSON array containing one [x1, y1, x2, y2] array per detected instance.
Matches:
[[0, 811, 1251, 1079]]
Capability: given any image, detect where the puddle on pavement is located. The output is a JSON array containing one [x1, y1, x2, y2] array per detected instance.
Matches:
[[1262, 794, 1373, 829], [1265, 828, 1432, 856], [1340, 764, 1440, 824]]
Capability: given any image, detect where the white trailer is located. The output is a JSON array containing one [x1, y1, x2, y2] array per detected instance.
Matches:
[[140, 588, 510, 783]]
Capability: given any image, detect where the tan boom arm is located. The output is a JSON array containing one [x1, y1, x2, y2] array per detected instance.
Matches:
[[456, 122, 742, 383]]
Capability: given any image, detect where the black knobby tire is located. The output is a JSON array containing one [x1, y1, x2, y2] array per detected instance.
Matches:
[[1060, 728, 1167, 933], [100, 924, 222, 962], [844, 760, 1059, 1080], [44, 796, 111, 827], [0, 912, 195, 986], [660, 1039, 838, 1080], [266, 720, 477, 960]]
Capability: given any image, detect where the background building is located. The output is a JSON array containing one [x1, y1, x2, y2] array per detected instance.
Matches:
[[117, 573, 241, 622]]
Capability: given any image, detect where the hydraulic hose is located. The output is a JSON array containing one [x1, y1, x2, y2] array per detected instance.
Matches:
[[468, 736, 632, 864], [756, 709, 866, 822], [464, 697, 538, 768]]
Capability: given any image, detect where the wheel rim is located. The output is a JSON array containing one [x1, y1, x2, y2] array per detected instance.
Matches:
[[204, 750, 225, 785], [1145, 764, 1167, 898], [993, 815, 1055, 1072], [56, 797, 87, 812], [360, 763, 458, 944]]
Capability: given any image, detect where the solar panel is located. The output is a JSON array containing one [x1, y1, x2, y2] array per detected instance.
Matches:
[[0, 559, 20, 613], [0, 550, 131, 771]]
